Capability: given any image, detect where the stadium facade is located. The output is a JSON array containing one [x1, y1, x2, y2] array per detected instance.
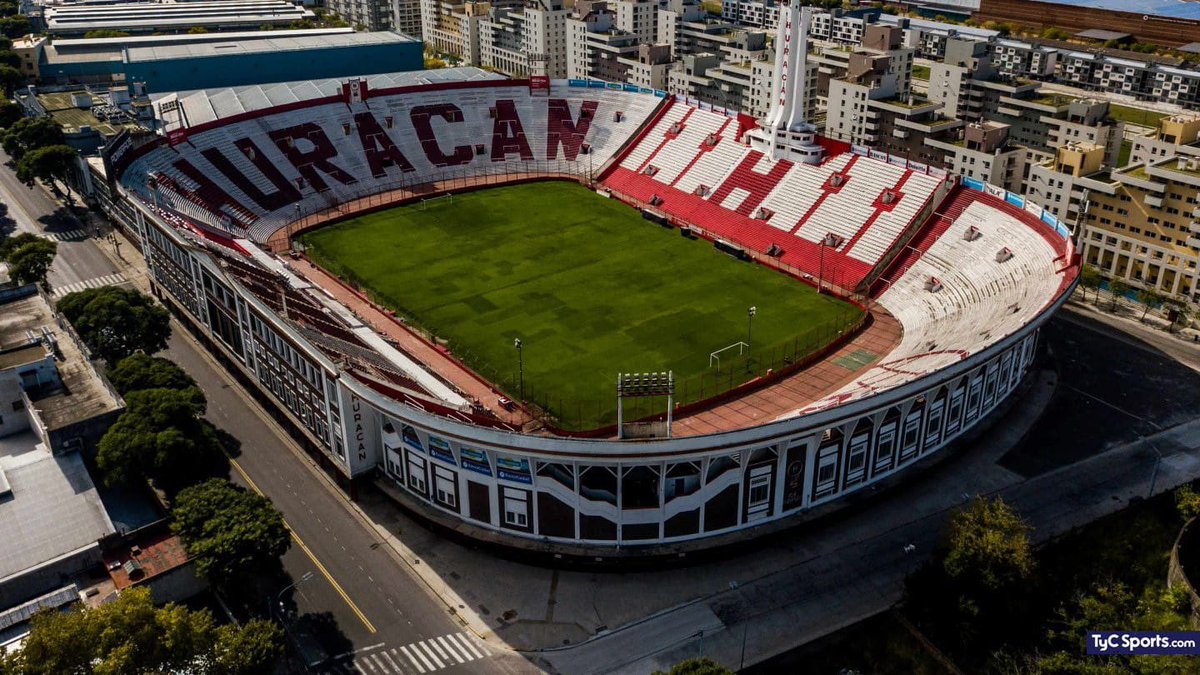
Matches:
[[97, 8, 1079, 557]]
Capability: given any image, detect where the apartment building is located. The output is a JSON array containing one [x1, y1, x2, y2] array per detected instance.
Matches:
[[422, 0, 490, 65], [480, 0, 572, 77], [926, 121, 1025, 192], [720, 0, 778, 30], [1025, 142, 1113, 228], [326, 0, 420, 34], [823, 26, 913, 144], [1060, 51, 1200, 107], [1077, 156, 1200, 302], [668, 51, 794, 119], [1131, 114, 1200, 166]]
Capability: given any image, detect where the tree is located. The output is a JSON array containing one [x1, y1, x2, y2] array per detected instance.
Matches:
[[57, 286, 171, 364], [171, 479, 291, 583], [1108, 278, 1130, 311], [0, 14, 29, 39], [0, 99, 22, 129], [1, 116, 64, 161], [944, 497, 1035, 595], [0, 49, 18, 69], [0, 586, 283, 675], [651, 658, 735, 675], [97, 387, 220, 488], [1079, 264, 1102, 303], [0, 231, 56, 286], [0, 63, 20, 96], [16, 144, 78, 198], [108, 353, 200, 398], [1165, 300, 1193, 333], [937, 495, 1036, 642], [1135, 288, 1163, 321], [209, 619, 286, 675]]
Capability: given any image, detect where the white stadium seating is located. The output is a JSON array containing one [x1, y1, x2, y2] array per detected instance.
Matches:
[[124, 82, 662, 242]]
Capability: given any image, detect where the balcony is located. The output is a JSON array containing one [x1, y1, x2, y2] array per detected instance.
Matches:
[[1190, 220, 1200, 235], [1144, 194, 1163, 208]]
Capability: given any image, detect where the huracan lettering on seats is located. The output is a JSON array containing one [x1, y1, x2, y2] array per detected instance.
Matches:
[[545, 99, 598, 161], [200, 138, 301, 211], [171, 158, 257, 223], [410, 103, 473, 167], [268, 122, 358, 192], [354, 112, 416, 178], [490, 99, 534, 162]]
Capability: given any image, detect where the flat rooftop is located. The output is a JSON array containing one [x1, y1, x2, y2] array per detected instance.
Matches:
[[0, 292, 122, 433], [124, 30, 418, 63], [104, 529, 190, 591], [32, 90, 142, 137], [0, 430, 115, 584], [45, 0, 313, 32]]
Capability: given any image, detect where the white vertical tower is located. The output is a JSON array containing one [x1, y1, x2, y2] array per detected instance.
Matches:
[[765, 3, 810, 133], [749, 1, 824, 163]]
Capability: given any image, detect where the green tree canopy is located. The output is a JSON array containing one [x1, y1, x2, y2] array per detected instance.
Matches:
[[1109, 278, 1130, 310], [0, 49, 18, 69], [0, 14, 29, 39], [0, 63, 20, 96], [171, 478, 292, 583], [944, 496, 1035, 595], [0, 586, 283, 675], [1, 116, 64, 161], [652, 658, 735, 675], [0, 98, 22, 129], [108, 353, 202, 400], [97, 387, 220, 488], [1135, 288, 1164, 321], [0, 231, 55, 286], [1079, 264, 1102, 303], [57, 286, 171, 364], [16, 144, 77, 196]]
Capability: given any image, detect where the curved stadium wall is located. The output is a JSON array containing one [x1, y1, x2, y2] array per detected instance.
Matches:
[[112, 77, 1079, 557]]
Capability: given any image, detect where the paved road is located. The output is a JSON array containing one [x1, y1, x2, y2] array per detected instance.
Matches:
[[0, 160, 535, 675], [165, 331, 530, 675], [0, 150, 127, 290]]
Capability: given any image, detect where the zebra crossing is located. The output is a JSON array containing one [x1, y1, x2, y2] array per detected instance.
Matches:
[[43, 229, 89, 242], [321, 633, 491, 675], [50, 273, 128, 298]]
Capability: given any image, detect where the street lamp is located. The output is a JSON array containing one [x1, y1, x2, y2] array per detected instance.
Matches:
[[513, 337, 524, 401], [272, 571, 314, 617]]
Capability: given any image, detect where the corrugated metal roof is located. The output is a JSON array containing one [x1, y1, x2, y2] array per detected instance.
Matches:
[[156, 67, 504, 127], [125, 30, 416, 63]]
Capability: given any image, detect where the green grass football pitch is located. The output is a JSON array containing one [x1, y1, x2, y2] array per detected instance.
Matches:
[[300, 182, 862, 430]]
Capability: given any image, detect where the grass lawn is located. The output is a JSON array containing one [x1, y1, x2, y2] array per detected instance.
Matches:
[[912, 64, 931, 80], [301, 182, 860, 430], [1109, 104, 1167, 128]]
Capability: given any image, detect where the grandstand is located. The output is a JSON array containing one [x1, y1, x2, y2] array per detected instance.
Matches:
[[110, 66, 1079, 553]]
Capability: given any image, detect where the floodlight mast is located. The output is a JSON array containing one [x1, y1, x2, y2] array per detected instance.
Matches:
[[616, 371, 675, 439]]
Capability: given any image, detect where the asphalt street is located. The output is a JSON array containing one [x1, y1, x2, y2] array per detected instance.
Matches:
[[0, 153, 535, 675]]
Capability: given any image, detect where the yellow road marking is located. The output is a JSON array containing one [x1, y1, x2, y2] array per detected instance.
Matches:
[[229, 458, 377, 634]]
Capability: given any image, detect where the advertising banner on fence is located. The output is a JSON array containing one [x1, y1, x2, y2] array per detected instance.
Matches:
[[1005, 191, 1025, 209], [962, 177, 985, 192], [851, 145, 869, 156], [908, 161, 928, 174]]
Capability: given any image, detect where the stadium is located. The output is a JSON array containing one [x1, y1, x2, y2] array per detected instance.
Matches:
[[105, 10, 1079, 556]]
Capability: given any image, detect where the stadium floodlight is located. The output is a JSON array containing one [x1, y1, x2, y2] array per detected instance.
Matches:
[[513, 338, 524, 400], [746, 306, 757, 373]]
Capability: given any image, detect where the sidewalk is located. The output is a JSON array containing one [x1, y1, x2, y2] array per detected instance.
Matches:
[[540, 393, 1200, 674]]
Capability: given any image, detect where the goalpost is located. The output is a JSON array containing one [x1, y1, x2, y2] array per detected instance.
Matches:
[[418, 193, 454, 210], [709, 341, 749, 372]]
